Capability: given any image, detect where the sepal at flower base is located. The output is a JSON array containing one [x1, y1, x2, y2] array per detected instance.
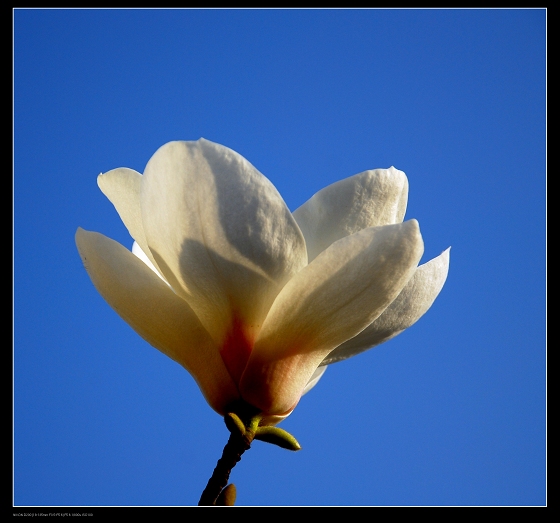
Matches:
[[224, 412, 247, 438], [224, 409, 301, 451], [254, 426, 302, 451]]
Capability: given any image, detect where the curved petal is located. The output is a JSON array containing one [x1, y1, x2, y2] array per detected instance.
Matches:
[[131, 241, 168, 283], [139, 139, 307, 383], [97, 168, 164, 277], [240, 220, 424, 415], [254, 365, 327, 426], [293, 167, 408, 262], [322, 248, 450, 365], [75, 227, 240, 414], [302, 365, 327, 395]]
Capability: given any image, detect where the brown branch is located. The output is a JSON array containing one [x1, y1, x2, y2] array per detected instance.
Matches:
[[198, 406, 262, 506], [198, 429, 253, 506]]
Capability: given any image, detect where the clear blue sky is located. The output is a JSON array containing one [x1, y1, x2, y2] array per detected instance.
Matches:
[[14, 8, 546, 507]]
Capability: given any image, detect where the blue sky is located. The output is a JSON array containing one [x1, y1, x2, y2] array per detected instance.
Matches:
[[14, 8, 546, 507]]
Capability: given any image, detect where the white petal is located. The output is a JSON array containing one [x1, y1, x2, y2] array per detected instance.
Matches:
[[139, 139, 307, 354], [132, 241, 168, 284], [302, 365, 327, 395], [240, 220, 424, 414], [322, 248, 450, 365], [293, 167, 408, 262], [97, 168, 164, 277], [75, 228, 239, 414]]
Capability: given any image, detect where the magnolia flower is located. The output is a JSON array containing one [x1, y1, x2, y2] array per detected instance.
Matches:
[[76, 139, 449, 426]]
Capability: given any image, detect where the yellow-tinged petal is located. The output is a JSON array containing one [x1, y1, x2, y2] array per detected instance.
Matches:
[[75, 227, 239, 414], [131, 241, 168, 284], [302, 365, 327, 395], [293, 167, 408, 262], [240, 220, 424, 414], [97, 167, 164, 278], [139, 139, 307, 383], [322, 248, 450, 364]]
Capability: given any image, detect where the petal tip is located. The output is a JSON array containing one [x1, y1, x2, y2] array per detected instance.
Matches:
[[75, 226, 88, 244], [385, 165, 407, 179], [403, 218, 422, 238], [438, 247, 451, 277], [436, 247, 451, 270]]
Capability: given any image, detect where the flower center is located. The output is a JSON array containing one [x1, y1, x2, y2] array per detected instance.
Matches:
[[220, 314, 254, 387]]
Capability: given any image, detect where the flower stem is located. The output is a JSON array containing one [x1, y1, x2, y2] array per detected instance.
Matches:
[[197, 430, 251, 505], [198, 406, 262, 506]]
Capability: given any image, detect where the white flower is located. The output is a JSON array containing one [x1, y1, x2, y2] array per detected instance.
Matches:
[[75, 139, 449, 425]]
